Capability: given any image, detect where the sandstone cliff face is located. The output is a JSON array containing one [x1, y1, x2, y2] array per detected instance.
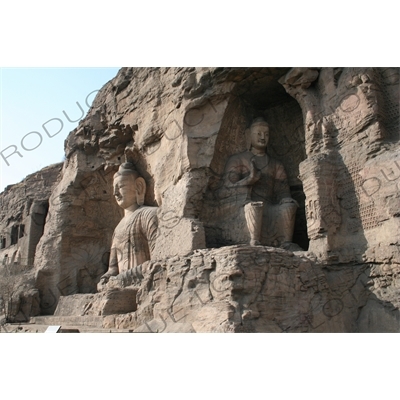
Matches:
[[35, 67, 306, 314], [0, 163, 62, 267], [281, 68, 400, 266], [53, 246, 374, 333], [2, 67, 399, 332], [0, 163, 62, 321]]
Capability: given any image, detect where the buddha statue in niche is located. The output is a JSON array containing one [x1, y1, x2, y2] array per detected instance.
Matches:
[[98, 163, 158, 291], [221, 117, 300, 250]]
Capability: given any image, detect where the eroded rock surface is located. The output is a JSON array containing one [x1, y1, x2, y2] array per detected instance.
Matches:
[[1, 67, 399, 332], [0, 163, 62, 321], [53, 245, 398, 333]]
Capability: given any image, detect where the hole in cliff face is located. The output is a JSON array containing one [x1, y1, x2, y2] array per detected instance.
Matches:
[[37, 202, 49, 234], [10, 226, 18, 245], [203, 68, 309, 250], [19, 224, 25, 238], [29, 200, 49, 240], [20, 200, 50, 268]]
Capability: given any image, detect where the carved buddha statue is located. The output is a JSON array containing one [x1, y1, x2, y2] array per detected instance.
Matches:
[[98, 163, 158, 290], [222, 118, 300, 250]]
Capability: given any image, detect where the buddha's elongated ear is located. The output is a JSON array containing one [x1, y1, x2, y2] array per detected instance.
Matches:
[[135, 177, 146, 206]]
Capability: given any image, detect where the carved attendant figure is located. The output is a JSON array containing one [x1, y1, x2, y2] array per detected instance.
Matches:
[[99, 163, 158, 286], [223, 118, 299, 249]]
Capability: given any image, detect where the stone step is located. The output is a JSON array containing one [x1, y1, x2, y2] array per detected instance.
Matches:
[[31, 315, 104, 328], [2, 322, 134, 333], [55, 325, 133, 333]]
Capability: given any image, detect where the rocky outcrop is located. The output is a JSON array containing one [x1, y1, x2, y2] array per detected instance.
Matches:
[[0, 162, 62, 267], [0, 163, 62, 321], [34, 67, 304, 313], [55, 246, 341, 332], [0, 163, 62, 267], [53, 245, 399, 333], [1, 67, 399, 332], [281, 67, 400, 264]]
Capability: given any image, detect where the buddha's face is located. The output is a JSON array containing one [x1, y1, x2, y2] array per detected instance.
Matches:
[[250, 123, 269, 151], [113, 174, 137, 210]]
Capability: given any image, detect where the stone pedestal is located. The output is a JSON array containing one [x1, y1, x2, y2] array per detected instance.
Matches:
[[52, 246, 363, 332]]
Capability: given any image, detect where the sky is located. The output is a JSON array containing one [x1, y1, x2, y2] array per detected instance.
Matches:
[[0, 67, 121, 191]]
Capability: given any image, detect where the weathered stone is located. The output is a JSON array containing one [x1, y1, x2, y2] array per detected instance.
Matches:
[[97, 162, 158, 292], [1, 67, 399, 332], [50, 245, 393, 333], [0, 163, 62, 268], [55, 287, 137, 316]]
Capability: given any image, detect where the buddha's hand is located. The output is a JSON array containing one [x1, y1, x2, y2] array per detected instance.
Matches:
[[97, 272, 114, 292], [245, 160, 261, 185], [99, 273, 112, 284], [106, 275, 125, 290], [97, 271, 120, 292], [97, 276, 108, 292]]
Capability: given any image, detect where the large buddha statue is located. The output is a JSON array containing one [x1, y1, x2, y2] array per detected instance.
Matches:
[[221, 117, 300, 250], [98, 163, 158, 290]]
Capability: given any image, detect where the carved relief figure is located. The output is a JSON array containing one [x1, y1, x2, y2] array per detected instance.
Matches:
[[221, 118, 299, 249], [98, 163, 158, 288]]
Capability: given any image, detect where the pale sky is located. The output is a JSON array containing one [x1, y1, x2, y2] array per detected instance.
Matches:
[[0, 67, 120, 191]]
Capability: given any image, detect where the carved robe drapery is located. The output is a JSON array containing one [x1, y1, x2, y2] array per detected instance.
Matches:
[[109, 206, 158, 274]]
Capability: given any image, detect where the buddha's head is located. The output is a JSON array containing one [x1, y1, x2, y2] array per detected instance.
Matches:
[[113, 163, 146, 211], [249, 118, 270, 152]]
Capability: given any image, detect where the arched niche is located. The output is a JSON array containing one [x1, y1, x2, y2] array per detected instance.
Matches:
[[202, 70, 309, 250]]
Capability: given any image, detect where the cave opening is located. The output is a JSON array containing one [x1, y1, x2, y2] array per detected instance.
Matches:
[[205, 68, 309, 250]]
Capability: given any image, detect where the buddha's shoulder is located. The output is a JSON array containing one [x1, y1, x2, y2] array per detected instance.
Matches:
[[227, 150, 253, 162], [137, 206, 158, 217]]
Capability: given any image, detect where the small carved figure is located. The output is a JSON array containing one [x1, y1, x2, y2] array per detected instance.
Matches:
[[222, 118, 299, 249], [98, 163, 158, 289]]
